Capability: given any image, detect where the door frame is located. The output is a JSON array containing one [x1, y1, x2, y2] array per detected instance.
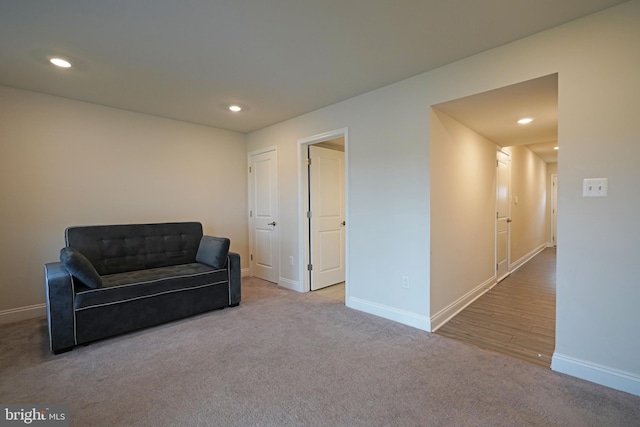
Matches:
[[309, 144, 346, 291], [247, 145, 279, 281], [297, 128, 349, 295], [496, 149, 511, 282], [551, 173, 558, 247]]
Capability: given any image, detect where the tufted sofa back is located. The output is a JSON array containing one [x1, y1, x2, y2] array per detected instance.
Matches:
[[65, 222, 203, 276]]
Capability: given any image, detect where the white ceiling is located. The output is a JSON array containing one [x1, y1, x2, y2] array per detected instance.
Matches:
[[434, 74, 559, 163], [0, 0, 626, 134]]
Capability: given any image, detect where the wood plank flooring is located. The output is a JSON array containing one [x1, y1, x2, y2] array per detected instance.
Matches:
[[436, 248, 556, 367], [313, 282, 345, 302]]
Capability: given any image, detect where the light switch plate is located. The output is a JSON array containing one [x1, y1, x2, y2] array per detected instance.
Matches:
[[583, 178, 608, 197]]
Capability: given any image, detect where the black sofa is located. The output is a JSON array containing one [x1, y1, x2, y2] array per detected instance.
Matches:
[[44, 222, 241, 354]]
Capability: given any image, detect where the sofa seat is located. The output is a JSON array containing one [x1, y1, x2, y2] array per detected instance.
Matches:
[[75, 263, 229, 310]]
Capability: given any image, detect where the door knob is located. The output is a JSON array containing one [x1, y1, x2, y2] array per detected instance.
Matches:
[[341, 221, 346, 226], [268, 221, 277, 226], [507, 218, 512, 223]]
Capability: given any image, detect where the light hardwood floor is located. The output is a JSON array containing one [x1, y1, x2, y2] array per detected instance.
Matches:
[[437, 248, 556, 367], [313, 282, 345, 302]]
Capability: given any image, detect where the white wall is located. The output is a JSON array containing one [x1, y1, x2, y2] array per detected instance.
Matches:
[[429, 109, 496, 328], [550, 2, 640, 394], [247, 79, 432, 330], [246, 1, 640, 395], [508, 145, 549, 265], [0, 87, 249, 322]]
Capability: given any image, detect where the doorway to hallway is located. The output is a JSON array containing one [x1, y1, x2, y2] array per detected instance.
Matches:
[[436, 248, 556, 367]]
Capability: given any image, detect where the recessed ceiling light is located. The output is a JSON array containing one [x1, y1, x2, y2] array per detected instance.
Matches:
[[517, 117, 534, 124], [228, 105, 242, 112], [49, 57, 72, 68], [554, 146, 559, 150]]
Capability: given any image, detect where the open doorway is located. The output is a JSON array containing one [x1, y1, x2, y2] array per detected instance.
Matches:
[[430, 74, 558, 365], [297, 129, 349, 303]]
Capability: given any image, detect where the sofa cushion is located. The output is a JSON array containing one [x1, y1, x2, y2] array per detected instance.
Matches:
[[196, 236, 230, 269], [74, 263, 228, 310], [59, 247, 102, 289], [65, 222, 203, 275]]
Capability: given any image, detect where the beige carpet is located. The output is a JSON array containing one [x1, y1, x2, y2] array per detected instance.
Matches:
[[1, 277, 639, 426]]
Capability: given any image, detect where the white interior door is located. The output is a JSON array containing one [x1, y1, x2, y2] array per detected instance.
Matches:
[[309, 145, 345, 291], [249, 149, 279, 283], [496, 150, 511, 282], [551, 174, 558, 247]]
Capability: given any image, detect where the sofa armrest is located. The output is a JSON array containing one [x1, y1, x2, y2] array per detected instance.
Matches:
[[227, 252, 241, 306], [44, 262, 76, 354]]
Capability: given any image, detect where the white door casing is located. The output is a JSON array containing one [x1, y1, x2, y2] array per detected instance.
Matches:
[[496, 150, 511, 282], [249, 148, 279, 283], [309, 145, 345, 291], [551, 174, 558, 247]]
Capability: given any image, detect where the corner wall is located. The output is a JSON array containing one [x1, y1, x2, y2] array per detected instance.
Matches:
[[0, 87, 249, 323], [246, 1, 640, 395], [247, 78, 432, 331]]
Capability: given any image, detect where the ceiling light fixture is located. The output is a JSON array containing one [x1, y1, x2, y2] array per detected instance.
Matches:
[[554, 146, 559, 150], [517, 117, 534, 124], [228, 105, 242, 112], [49, 57, 72, 68]]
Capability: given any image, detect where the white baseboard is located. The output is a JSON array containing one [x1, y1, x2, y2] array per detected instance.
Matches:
[[241, 268, 250, 277], [430, 275, 496, 332], [552, 353, 640, 396], [0, 304, 46, 325], [347, 296, 431, 332], [278, 277, 303, 292], [510, 243, 548, 272]]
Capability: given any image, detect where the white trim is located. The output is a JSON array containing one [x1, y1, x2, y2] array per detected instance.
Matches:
[[347, 296, 431, 332], [550, 173, 558, 247], [241, 268, 250, 277], [552, 353, 640, 397], [495, 149, 512, 282], [509, 243, 547, 273], [278, 277, 302, 292], [297, 128, 349, 295], [0, 304, 46, 324], [430, 275, 497, 332]]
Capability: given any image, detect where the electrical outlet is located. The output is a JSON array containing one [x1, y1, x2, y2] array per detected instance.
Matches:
[[402, 276, 409, 289], [289, 256, 294, 266]]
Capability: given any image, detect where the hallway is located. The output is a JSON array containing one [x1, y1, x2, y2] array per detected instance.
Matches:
[[437, 248, 556, 367]]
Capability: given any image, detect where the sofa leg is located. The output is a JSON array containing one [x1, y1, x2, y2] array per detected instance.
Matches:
[[53, 347, 74, 355]]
